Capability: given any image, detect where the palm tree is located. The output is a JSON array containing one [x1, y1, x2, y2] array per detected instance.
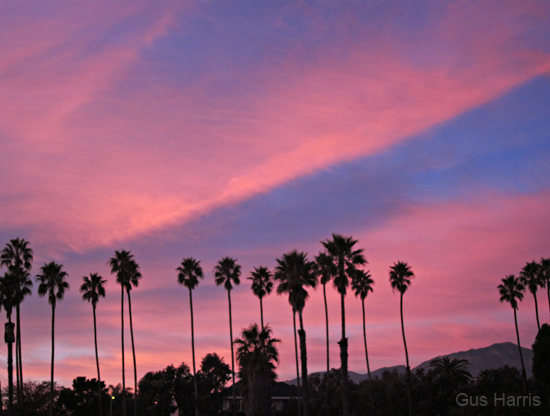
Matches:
[[321, 234, 366, 416], [389, 261, 414, 416], [36, 261, 69, 416], [1, 237, 33, 406], [248, 266, 273, 329], [519, 261, 543, 331], [313, 252, 335, 377], [0, 272, 18, 413], [429, 357, 472, 385], [498, 274, 527, 392], [214, 257, 241, 416], [80, 273, 107, 416], [234, 324, 280, 416], [539, 258, 550, 317], [109, 250, 141, 416], [177, 257, 204, 416], [274, 250, 317, 416], [351, 268, 375, 412]]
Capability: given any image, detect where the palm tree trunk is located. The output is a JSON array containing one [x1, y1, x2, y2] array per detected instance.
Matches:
[[260, 297, 264, 330], [50, 304, 55, 416], [126, 290, 138, 416], [293, 309, 302, 416], [189, 289, 199, 416], [298, 311, 309, 416], [340, 293, 349, 416], [513, 307, 528, 393], [121, 284, 126, 416], [15, 317, 19, 411], [8, 314, 14, 415], [93, 304, 102, 416], [323, 283, 329, 375], [228, 290, 236, 416], [533, 293, 541, 331], [362, 298, 375, 413], [16, 304, 23, 411], [400, 293, 412, 416]]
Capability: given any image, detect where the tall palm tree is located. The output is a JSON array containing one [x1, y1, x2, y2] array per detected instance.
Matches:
[[389, 261, 414, 416], [1, 237, 33, 406], [80, 272, 107, 416], [321, 234, 366, 416], [214, 257, 241, 416], [539, 258, 550, 317], [248, 266, 273, 329], [0, 272, 18, 413], [177, 257, 204, 416], [351, 269, 375, 412], [36, 261, 69, 416], [109, 250, 140, 416], [234, 323, 280, 416], [313, 252, 335, 377], [519, 261, 543, 331], [274, 250, 317, 416], [498, 274, 527, 392]]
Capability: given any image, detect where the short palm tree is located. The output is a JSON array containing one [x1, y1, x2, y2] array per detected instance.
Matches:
[[274, 250, 317, 416], [1, 237, 33, 405], [321, 234, 366, 416], [519, 261, 543, 331], [177, 257, 204, 416], [429, 357, 472, 385], [214, 257, 241, 416], [351, 269, 375, 411], [109, 250, 141, 416], [248, 266, 273, 329], [234, 323, 280, 416], [80, 272, 107, 416], [0, 272, 18, 413], [36, 261, 69, 416], [539, 258, 550, 316], [498, 274, 527, 392], [389, 261, 414, 416]]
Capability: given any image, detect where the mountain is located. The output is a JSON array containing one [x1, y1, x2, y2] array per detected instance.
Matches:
[[283, 342, 532, 385]]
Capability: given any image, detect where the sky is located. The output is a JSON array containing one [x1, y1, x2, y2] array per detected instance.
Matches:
[[1, 0, 550, 389]]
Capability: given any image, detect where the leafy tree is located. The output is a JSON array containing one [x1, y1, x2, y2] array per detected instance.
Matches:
[[519, 261, 543, 330], [138, 366, 178, 416], [36, 261, 70, 416], [532, 324, 550, 405], [275, 250, 317, 416], [57, 377, 109, 416], [80, 273, 107, 416], [214, 257, 241, 416], [321, 234, 366, 416], [248, 266, 273, 329], [389, 261, 414, 416], [234, 324, 280, 416], [498, 274, 527, 393], [197, 353, 231, 415], [177, 257, 204, 416]]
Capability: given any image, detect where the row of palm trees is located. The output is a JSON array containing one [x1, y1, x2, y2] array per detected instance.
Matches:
[[0, 235, 418, 416], [497, 258, 550, 395]]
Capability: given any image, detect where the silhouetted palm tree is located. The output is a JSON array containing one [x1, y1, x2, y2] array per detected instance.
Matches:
[[248, 266, 273, 329], [109, 250, 140, 416], [36, 261, 69, 416], [389, 261, 414, 416], [80, 272, 107, 416], [1, 237, 33, 406], [429, 357, 472, 385], [177, 257, 204, 416], [234, 323, 280, 416], [214, 257, 241, 416], [274, 250, 317, 416], [498, 274, 527, 392], [0, 272, 18, 413], [351, 268, 375, 412], [539, 258, 550, 317], [321, 234, 366, 416], [519, 261, 542, 331], [313, 252, 335, 377]]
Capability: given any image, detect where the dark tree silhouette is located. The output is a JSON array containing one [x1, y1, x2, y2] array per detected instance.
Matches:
[[80, 272, 107, 416], [498, 274, 527, 393], [248, 266, 273, 329], [274, 250, 317, 416], [177, 257, 204, 416], [214, 257, 241, 416], [532, 324, 550, 406], [234, 324, 280, 416], [321, 234, 366, 416], [429, 356, 472, 384], [389, 261, 414, 416], [36, 261, 69, 416], [0, 272, 18, 413], [519, 261, 543, 331], [539, 258, 550, 317]]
